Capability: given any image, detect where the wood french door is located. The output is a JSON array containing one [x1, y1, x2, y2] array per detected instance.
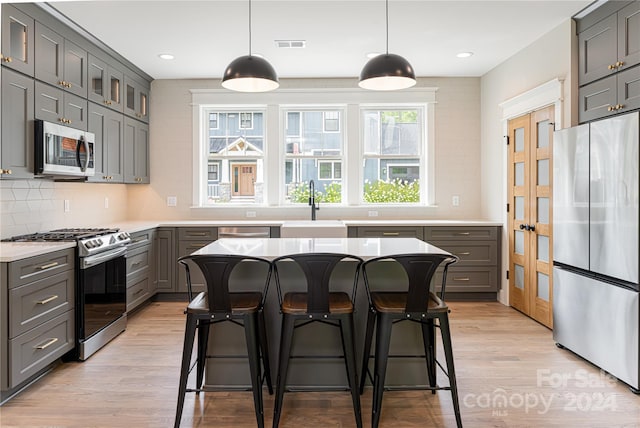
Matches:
[[507, 106, 554, 328], [232, 163, 256, 196]]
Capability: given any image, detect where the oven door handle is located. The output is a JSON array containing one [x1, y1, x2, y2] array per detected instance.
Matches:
[[80, 246, 127, 269]]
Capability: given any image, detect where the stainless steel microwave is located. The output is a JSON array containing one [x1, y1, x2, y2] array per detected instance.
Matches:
[[35, 120, 95, 177]]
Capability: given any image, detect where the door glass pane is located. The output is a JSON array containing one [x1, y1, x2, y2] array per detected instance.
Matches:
[[515, 162, 524, 186], [537, 159, 549, 185], [537, 120, 549, 148], [515, 196, 524, 220], [140, 93, 147, 116], [515, 230, 524, 255], [10, 19, 28, 62], [537, 197, 549, 224], [537, 235, 549, 262], [537, 272, 550, 301], [126, 84, 135, 109], [515, 127, 525, 152], [91, 67, 104, 97], [515, 265, 525, 290]]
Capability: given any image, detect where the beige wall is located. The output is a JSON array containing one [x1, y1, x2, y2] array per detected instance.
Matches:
[[127, 77, 484, 221], [479, 19, 576, 303]]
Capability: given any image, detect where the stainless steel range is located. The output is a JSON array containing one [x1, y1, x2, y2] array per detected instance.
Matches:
[[4, 228, 131, 360]]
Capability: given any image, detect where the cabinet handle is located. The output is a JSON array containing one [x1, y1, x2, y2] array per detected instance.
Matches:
[[34, 337, 59, 350], [456, 252, 471, 256], [608, 64, 616, 70], [66, 82, 72, 88], [616, 104, 624, 110], [615, 61, 624, 68], [452, 277, 470, 281], [39, 262, 59, 270], [608, 106, 614, 112], [131, 261, 142, 267], [36, 295, 59, 305], [133, 288, 145, 296], [1, 169, 13, 175], [382, 232, 400, 236], [456, 232, 471, 236], [2, 56, 13, 63], [188, 232, 207, 236]]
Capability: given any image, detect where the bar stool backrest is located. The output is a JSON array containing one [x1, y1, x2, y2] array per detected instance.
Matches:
[[178, 254, 272, 312], [362, 253, 458, 312], [272, 253, 363, 313]]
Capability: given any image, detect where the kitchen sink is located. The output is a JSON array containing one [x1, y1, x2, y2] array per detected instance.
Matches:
[[280, 220, 348, 238]]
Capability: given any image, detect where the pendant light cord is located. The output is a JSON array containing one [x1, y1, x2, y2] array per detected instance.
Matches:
[[385, 0, 389, 55], [248, 0, 252, 56]]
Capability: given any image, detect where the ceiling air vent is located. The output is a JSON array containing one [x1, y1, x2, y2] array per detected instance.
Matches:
[[275, 40, 306, 49]]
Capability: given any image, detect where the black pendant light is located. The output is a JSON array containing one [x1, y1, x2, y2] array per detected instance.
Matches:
[[222, 0, 279, 92], [359, 0, 416, 91]]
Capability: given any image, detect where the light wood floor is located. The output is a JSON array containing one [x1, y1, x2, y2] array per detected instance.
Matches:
[[1, 301, 638, 427]]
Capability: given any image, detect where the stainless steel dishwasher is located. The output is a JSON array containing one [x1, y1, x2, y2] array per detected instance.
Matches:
[[217, 226, 272, 239]]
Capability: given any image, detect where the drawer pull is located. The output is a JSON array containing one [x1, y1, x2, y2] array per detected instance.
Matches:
[[453, 277, 470, 281], [131, 261, 142, 266], [382, 232, 400, 236], [133, 289, 145, 296], [39, 262, 59, 270], [132, 237, 149, 244], [188, 232, 208, 236], [35, 337, 58, 350], [36, 295, 59, 305], [456, 252, 471, 256], [456, 232, 471, 236]]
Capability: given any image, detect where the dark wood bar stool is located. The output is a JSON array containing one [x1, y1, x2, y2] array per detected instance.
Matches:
[[271, 253, 364, 428], [174, 254, 273, 428], [359, 253, 462, 428]]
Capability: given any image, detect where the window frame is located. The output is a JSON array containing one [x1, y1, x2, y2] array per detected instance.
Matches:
[[192, 89, 436, 209], [323, 110, 340, 133], [318, 160, 342, 180]]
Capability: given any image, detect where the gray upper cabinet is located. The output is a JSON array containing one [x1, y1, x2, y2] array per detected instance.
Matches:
[[88, 103, 124, 183], [35, 81, 88, 131], [124, 117, 149, 183], [579, 64, 640, 122], [34, 22, 88, 98], [1, 4, 35, 76], [579, 1, 640, 86], [124, 76, 149, 123], [88, 54, 124, 112], [1, 68, 34, 179]]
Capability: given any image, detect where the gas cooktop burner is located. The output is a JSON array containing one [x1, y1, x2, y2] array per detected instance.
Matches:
[[4, 228, 119, 242]]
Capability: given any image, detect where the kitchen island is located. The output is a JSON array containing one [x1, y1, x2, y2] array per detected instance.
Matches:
[[190, 237, 453, 389]]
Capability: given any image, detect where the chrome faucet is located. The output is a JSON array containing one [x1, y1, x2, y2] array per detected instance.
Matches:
[[309, 180, 319, 221]]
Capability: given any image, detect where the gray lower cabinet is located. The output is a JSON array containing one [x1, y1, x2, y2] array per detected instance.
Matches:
[[425, 226, 501, 299], [0, 248, 75, 396], [35, 81, 88, 131], [125, 229, 156, 313], [1, 67, 34, 179], [349, 226, 424, 239], [579, 65, 640, 123], [176, 227, 218, 294], [123, 117, 149, 184], [88, 103, 124, 183], [156, 228, 176, 292]]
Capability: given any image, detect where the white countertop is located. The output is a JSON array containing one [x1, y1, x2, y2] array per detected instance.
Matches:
[[194, 237, 451, 261], [0, 241, 76, 262]]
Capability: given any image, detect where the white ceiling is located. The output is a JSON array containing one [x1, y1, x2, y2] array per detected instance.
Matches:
[[48, 0, 594, 81]]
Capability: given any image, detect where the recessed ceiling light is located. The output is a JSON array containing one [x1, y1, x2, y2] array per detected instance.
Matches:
[[158, 53, 175, 60], [366, 52, 382, 59], [456, 52, 473, 58]]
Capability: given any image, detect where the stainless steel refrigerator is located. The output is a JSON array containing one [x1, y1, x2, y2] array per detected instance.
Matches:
[[553, 111, 639, 392]]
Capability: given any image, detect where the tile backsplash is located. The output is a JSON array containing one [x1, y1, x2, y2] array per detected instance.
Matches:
[[0, 179, 128, 239]]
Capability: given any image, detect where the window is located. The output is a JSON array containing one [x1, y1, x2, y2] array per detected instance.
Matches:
[[240, 112, 253, 129], [209, 113, 218, 130], [362, 108, 423, 203], [318, 161, 342, 180], [208, 163, 219, 181], [284, 109, 344, 204], [323, 111, 340, 132], [204, 109, 264, 204]]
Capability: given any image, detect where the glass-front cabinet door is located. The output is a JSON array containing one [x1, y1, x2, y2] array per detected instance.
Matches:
[[88, 54, 123, 112], [1, 4, 35, 76], [124, 76, 149, 123]]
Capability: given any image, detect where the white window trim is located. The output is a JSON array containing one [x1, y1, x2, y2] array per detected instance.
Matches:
[[191, 88, 437, 208]]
